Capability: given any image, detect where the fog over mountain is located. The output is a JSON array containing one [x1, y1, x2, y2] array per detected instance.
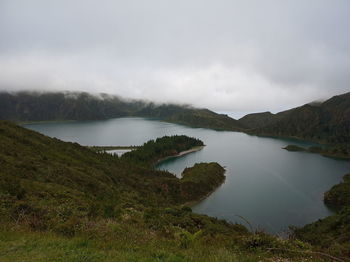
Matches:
[[0, 0, 349, 113]]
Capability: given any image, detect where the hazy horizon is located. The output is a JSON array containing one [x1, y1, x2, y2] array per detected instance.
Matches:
[[1, 0, 349, 113]]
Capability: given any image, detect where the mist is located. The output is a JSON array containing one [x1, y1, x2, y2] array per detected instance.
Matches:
[[1, 0, 349, 113]]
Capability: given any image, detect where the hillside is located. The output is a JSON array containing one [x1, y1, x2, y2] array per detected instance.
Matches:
[[0, 91, 136, 121], [0, 91, 244, 131], [237, 111, 275, 129], [238, 92, 350, 143], [0, 120, 336, 262], [0, 122, 222, 226]]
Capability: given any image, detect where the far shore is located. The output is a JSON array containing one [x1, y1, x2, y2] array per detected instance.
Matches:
[[18, 119, 77, 125], [18, 117, 329, 146]]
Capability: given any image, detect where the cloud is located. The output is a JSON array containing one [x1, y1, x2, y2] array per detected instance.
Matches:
[[0, 0, 349, 112]]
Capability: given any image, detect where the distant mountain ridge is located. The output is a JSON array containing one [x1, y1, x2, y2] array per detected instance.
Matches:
[[0, 90, 349, 143], [0, 91, 244, 131], [238, 92, 350, 143]]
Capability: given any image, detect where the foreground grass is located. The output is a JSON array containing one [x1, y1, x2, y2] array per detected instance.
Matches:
[[0, 227, 322, 262]]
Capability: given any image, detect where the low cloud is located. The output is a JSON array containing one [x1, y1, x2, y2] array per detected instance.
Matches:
[[1, 0, 349, 113]]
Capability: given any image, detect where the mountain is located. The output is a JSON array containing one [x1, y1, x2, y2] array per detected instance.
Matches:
[[238, 92, 350, 143], [1, 90, 349, 143], [237, 111, 275, 129], [131, 103, 243, 131], [0, 91, 244, 131], [0, 91, 143, 121]]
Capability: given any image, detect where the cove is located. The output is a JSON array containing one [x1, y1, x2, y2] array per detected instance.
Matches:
[[24, 117, 350, 234]]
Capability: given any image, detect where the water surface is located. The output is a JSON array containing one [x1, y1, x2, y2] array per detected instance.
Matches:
[[25, 118, 350, 234]]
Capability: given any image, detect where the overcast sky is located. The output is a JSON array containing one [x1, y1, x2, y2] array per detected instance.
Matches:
[[0, 0, 349, 115]]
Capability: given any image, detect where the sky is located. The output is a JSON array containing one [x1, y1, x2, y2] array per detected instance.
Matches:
[[0, 0, 349, 115]]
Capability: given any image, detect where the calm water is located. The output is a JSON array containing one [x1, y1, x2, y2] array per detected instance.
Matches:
[[24, 118, 350, 234]]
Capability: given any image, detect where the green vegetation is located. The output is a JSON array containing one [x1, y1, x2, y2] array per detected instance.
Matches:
[[0, 91, 244, 131], [180, 163, 226, 203], [1, 90, 350, 143], [283, 144, 350, 160], [2, 91, 349, 143], [237, 112, 275, 129], [0, 91, 135, 121], [0, 225, 318, 262], [121, 135, 204, 165], [0, 122, 209, 232], [1, 90, 350, 261], [0, 120, 337, 262], [239, 92, 350, 144], [163, 108, 243, 131], [283, 145, 306, 152], [292, 173, 350, 258], [324, 173, 350, 208]]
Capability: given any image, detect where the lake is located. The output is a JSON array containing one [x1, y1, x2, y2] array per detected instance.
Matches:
[[24, 117, 350, 234]]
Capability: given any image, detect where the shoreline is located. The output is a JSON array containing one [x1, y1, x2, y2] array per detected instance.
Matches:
[[155, 145, 205, 165], [183, 174, 226, 207], [18, 116, 331, 146], [245, 131, 333, 146], [89, 145, 139, 152], [156, 147, 226, 208], [283, 145, 350, 161], [18, 119, 77, 125]]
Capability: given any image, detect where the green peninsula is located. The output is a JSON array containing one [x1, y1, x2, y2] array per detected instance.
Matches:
[[180, 162, 226, 203], [283, 144, 350, 160]]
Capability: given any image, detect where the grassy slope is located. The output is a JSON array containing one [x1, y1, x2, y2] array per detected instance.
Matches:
[[0, 122, 221, 228], [0, 121, 187, 228], [0, 121, 329, 262], [0, 229, 275, 262]]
